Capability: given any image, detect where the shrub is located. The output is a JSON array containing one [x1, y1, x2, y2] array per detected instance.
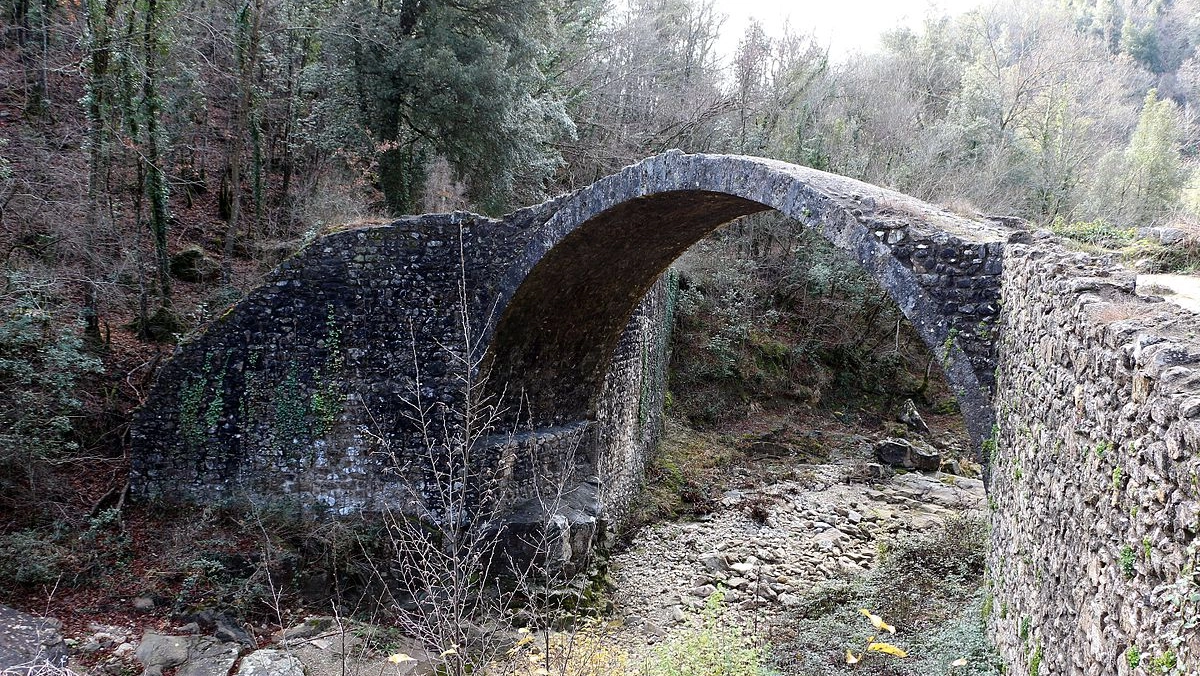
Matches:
[[778, 517, 1000, 675], [0, 529, 69, 588], [1047, 217, 1136, 248], [0, 273, 103, 509], [642, 593, 772, 676]]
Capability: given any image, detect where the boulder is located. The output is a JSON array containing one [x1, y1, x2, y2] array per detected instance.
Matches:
[[875, 437, 914, 468], [910, 443, 942, 472], [497, 477, 607, 578], [135, 633, 190, 676], [0, 605, 67, 673], [896, 398, 930, 435], [1137, 226, 1187, 245], [170, 246, 220, 283], [136, 632, 240, 676], [175, 637, 240, 676], [276, 617, 335, 643]]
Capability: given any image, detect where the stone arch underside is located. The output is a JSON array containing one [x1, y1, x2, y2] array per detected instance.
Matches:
[[485, 152, 1009, 453]]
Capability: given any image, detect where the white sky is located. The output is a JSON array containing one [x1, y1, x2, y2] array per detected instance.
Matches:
[[711, 0, 992, 60]]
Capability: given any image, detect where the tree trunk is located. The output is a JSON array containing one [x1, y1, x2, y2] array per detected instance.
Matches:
[[221, 0, 263, 285], [142, 0, 171, 309], [82, 0, 120, 344]]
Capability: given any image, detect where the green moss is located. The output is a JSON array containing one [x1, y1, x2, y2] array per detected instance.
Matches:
[[982, 424, 1000, 462], [1120, 545, 1136, 579], [1152, 651, 1176, 673], [941, 327, 959, 369], [1127, 646, 1142, 669], [1019, 615, 1031, 642], [1049, 217, 1136, 247], [1112, 466, 1124, 492], [274, 366, 308, 451], [179, 351, 226, 451], [311, 306, 345, 436], [1028, 643, 1043, 675]]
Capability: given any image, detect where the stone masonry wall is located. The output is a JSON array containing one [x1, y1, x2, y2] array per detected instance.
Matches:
[[587, 275, 672, 521], [129, 209, 559, 512], [989, 242, 1200, 675]]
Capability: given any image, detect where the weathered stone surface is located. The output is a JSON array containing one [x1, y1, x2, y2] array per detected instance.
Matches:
[[0, 605, 67, 673], [175, 638, 240, 676], [909, 442, 941, 471], [1136, 226, 1186, 245], [135, 633, 190, 676], [989, 243, 1200, 675], [136, 632, 241, 676], [276, 618, 334, 643], [170, 246, 221, 283], [236, 649, 305, 676]]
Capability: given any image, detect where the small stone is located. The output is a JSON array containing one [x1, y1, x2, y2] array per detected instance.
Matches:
[[697, 552, 730, 574], [278, 616, 335, 642], [133, 596, 156, 611], [778, 593, 802, 608]]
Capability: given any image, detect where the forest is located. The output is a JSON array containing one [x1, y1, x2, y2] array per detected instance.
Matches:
[[1, 0, 1200, 670]]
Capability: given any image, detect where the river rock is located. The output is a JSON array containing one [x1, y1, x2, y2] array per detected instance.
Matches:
[[875, 437, 914, 468], [236, 649, 304, 676], [896, 398, 930, 434], [0, 605, 67, 673], [910, 443, 941, 471]]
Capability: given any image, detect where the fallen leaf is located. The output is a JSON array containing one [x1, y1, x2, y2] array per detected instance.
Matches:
[[867, 642, 908, 658], [859, 608, 897, 634], [387, 654, 416, 664], [846, 650, 861, 664]]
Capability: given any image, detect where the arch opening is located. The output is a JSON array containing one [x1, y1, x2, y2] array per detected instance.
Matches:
[[484, 153, 1002, 453]]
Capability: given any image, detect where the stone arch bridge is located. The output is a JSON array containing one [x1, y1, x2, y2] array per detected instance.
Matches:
[[131, 152, 1200, 676], [132, 152, 1012, 513]]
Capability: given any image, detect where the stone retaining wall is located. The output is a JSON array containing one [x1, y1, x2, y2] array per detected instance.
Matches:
[[989, 242, 1200, 675]]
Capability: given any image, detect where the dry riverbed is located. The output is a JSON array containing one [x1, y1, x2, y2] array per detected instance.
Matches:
[[602, 418, 996, 675]]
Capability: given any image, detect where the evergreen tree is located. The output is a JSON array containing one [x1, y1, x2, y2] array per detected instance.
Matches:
[[320, 0, 576, 215]]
